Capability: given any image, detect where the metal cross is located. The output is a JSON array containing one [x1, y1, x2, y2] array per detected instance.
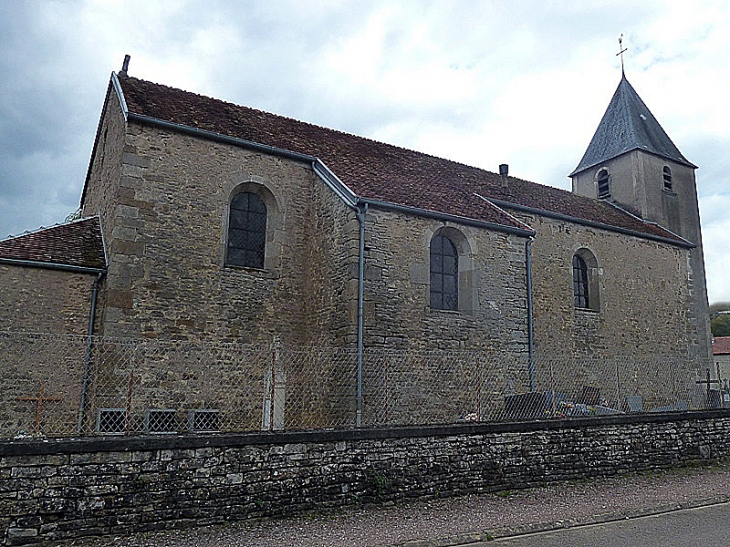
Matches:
[[696, 368, 720, 408], [617, 34, 628, 74], [16, 380, 62, 435]]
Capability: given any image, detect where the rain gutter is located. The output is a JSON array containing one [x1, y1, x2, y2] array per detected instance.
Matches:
[[358, 198, 535, 238], [488, 198, 695, 249], [0, 258, 106, 275], [526, 237, 535, 391], [77, 271, 104, 433], [355, 203, 368, 427]]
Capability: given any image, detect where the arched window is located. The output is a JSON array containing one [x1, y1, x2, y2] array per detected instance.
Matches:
[[663, 166, 672, 190], [430, 235, 458, 311], [572, 248, 600, 312], [226, 192, 267, 268], [597, 168, 610, 199], [572, 254, 589, 309]]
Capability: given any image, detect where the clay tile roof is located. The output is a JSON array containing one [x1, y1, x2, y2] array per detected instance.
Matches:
[[117, 75, 688, 245], [0, 217, 106, 270], [713, 336, 730, 355]]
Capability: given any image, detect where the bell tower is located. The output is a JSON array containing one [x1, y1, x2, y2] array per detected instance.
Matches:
[[570, 71, 711, 364]]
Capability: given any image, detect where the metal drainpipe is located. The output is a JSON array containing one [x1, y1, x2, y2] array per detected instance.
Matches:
[[355, 202, 368, 427], [526, 237, 535, 391], [76, 272, 104, 434]]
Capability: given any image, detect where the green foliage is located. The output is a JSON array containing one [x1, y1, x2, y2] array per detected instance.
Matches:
[[712, 314, 730, 337]]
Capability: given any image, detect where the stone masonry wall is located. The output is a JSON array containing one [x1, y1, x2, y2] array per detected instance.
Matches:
[[0, 266, 99, 437], [84, 118, 352, 346], [2, 411, 730, 545], [0, 266, 95, 335], [362, 209, 529, 354], [515, 211, 695, 362]]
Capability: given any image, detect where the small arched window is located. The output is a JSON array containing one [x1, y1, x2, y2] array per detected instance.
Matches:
[[430, 235, 458, 311], [663, 166, 672, 190], [597, 169, 610, 199], [226, 192, 267, 268], [572, 248, 600, 312], [572, 254, 589, 309]]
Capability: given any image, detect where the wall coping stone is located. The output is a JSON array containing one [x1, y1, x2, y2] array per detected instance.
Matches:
[[3, 409, 729, 457]]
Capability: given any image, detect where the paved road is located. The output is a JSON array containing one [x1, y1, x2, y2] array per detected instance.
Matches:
[[486, 502, 730, 547]]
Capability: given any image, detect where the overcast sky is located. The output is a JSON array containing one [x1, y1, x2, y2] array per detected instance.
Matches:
[[1, 0, 729, 303]]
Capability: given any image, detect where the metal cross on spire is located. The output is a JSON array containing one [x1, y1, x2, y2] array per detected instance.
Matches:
[[617, 34, 628, 74]]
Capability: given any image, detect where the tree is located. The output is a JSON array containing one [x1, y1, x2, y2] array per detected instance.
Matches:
[[712, 314, 730, 337]]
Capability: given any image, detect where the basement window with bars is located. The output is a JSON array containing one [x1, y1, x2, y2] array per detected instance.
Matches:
[[143, 409, 177, 434], [187, 409, 219, 433], [96, 408, 127, 435]]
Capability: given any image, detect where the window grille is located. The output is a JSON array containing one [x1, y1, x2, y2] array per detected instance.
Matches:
[[187, 409, 219, 432], [96, 408, 127, 435], [143, 409, 177, 434], [430, 235, 458, 311], [227, 192, 267, 268]]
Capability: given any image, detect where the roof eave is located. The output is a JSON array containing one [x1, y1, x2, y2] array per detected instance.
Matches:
[[570, 146, 698, 178], [358, 198, 535, 238], [489, 198, 694, 249], [0, 257, 106, 275]]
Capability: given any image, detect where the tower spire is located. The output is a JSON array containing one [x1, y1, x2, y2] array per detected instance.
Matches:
[[616, 34, 628, 75]]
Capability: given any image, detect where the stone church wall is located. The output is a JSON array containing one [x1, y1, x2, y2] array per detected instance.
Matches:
[[3, 410, 730, 545], [0, 266, 99, 437], [82, 85, 128, 252], [516, 211, 694, 363], [0, 266, 95, 335], [361, 209, 529, 355], [84, 119, 354, 346]]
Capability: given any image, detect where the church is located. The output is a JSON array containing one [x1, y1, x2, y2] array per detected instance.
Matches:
[[0, 57, 712, 433]]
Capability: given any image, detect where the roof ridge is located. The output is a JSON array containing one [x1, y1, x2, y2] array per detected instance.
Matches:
[[1, 215, 101, 243], [120, 75, 511, 178], [117, 75, 689, 247]]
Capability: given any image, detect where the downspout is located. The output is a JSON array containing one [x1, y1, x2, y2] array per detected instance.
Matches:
[[526, 237, 535, 391], [76, 272, 104, 433], [355, 202, 368, 427]]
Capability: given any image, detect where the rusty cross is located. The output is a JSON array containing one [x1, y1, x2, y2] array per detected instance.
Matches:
[[696, 369, 720, 408], [617, 34, 628, 73], [16, 380, 62, 434]]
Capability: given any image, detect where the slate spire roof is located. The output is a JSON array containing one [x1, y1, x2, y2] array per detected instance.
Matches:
[[0, 217, 106, 270], [110, 74, 690, 246], [571, 73, 695, 176]]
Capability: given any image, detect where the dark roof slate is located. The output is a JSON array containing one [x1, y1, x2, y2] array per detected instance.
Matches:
[[117, 75, 687, 245], [571, 74, 695, 176], [0, 217, 106, 270]]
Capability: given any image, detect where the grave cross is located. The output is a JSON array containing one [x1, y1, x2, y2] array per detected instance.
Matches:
[[16, 380, 62, 434], [696, 368, 720, 407]]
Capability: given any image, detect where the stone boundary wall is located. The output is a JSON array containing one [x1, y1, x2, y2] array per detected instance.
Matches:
[[2, 411, 730, 545]]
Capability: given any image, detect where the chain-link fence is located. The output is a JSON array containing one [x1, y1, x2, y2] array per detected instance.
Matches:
[[0, 331, 717, 439]]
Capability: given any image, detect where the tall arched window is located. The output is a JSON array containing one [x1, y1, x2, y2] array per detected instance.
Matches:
[[663, 166, 673, 190], [572, 254, 589, 309], [430, 235, 458, 311], [572, 248, 600, 312], [597, 168, 610, 199], [226, 192, 267, 268]]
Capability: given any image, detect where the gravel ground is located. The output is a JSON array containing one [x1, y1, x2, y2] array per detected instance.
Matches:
[[62, 463, 730, 547]]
